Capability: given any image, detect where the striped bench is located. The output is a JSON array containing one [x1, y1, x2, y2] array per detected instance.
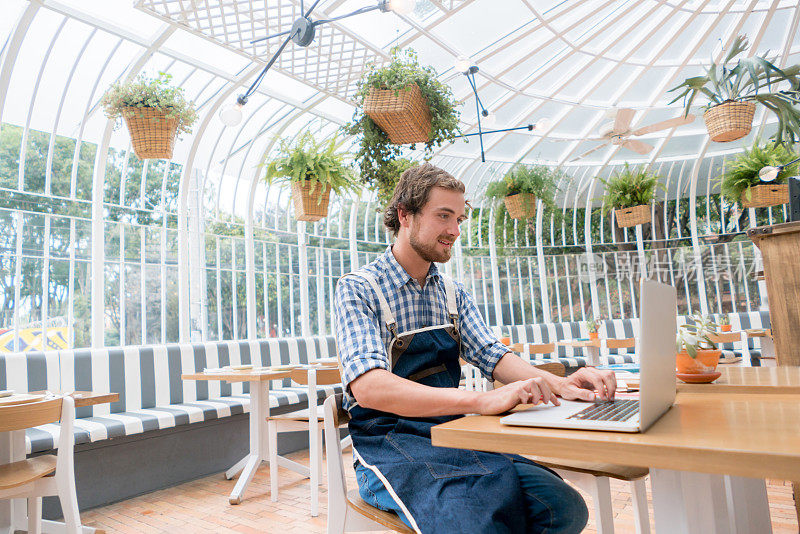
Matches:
[[0, 337, 343, 455]]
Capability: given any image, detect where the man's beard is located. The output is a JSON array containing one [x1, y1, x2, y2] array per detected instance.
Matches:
[[409, 223, 453, 263]]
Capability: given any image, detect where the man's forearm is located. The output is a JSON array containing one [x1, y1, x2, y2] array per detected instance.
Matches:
[[349, 368, 481, 417], [492, 352, 565, 395]]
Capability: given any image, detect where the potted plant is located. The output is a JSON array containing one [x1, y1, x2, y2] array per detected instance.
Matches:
[[100, 72, 198, 160], [585, 318, 603, 340], [485, 164, 562, 220], [344, 48, 460, 189], [676, 315, 722, 376], [668, 35, 800, 144], [719, 313, 732, 332], [374, 158, 418, 209], [599, 163, 661, 228], [717, 140, 798, 208], [264, 132, 359, 222]]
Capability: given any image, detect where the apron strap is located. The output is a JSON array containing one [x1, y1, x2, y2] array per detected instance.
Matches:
[[343, 270, 398, 339], [440, 274, 459, 331]]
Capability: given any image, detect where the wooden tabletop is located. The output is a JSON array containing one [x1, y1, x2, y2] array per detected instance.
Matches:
[[431, 392, 800, 481], [29, 391, 120, 408], [677, 366, 800, 394], [182, 368, 294, 383], [555, 339, 601, 348]]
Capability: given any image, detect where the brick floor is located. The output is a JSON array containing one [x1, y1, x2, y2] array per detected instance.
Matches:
[[80, 449, 799, 533]]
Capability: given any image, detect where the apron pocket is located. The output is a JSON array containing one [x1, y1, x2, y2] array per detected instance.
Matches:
[[386, 419, 493, 479]]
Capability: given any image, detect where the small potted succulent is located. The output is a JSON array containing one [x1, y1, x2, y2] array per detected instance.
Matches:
[[585, 318, 603, 341], [599, 163, 662, 228], [264, 132, 359, 222], [717, 140, 798, 208], [668, 35, 800, 144], [485, 164, 562, 220], [676, 315, 722, 377], [345, 48, 460, 191], [719, 313, 732, 332], [100, 72, 198, 160]]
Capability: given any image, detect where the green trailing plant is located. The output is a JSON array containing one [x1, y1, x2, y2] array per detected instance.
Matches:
[[676, 314, 719, 358], [716, 140, 799, 203], [343, 48, 461, 188], [484, 164, 564, 212], [584, 317, 603, 333], [100, 72, 198, 135], [599, 163, 662, 213], [668, 35, 800, 146], [263, 131, 359, 203], [374, 158, 418, 208]]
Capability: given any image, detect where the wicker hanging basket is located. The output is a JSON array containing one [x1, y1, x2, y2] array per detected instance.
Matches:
[[291, 181, 331, 222], [122, 107, 179, 160], [615, 204, 651, 228], [504, 193, 537, 220], [364, 84, 432, 145], [703, 101, 756, 143], [740, 183, 789, 209]]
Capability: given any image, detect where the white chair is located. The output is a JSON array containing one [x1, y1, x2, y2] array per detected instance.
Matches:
[[466, 358, 651, 534], [323, 394, 413, 534], [0, 395, 80, 534], [267, 366, 350, 516]]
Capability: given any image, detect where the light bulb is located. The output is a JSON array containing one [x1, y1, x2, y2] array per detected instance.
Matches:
[[387, 0, 415, 15], [454, 56, 472, 74], [535, 117, 552, 131], [758, 166, 780, 182], [219, 102, 243, 127], [482, 112, 496, 127]]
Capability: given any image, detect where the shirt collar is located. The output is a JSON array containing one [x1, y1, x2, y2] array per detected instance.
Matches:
[[382, 246, 440, 289]]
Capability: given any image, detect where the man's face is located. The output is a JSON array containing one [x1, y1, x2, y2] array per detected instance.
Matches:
[[405, 187, 466, 263]]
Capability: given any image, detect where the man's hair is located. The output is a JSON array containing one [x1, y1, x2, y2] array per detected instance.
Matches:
[[383, 163, 465, 236]]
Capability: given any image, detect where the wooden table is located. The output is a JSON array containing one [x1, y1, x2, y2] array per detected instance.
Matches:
[[182, 368, 292, 505], [432, 392, 800, 533], [677, 366, 800, 394], [0, 391, 118, 534], [555, 339, 602, 366]]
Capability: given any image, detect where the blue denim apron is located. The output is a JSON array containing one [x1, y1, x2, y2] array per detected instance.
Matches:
[[346, 271, 529, 533]]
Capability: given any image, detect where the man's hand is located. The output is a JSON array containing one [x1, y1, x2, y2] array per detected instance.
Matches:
[[475, 378, 561, 415], [558, 367, 617, 402]]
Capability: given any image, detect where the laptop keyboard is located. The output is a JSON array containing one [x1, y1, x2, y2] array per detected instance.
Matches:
[[567, 399, 640, 422]]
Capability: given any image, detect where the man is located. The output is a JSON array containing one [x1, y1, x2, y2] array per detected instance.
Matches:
[[334, 163, 616, 533]]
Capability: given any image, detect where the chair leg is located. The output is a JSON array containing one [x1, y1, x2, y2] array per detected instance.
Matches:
[[55, 469, 82, 534], [630, 478, 651, 534], [310, 421, 319, 517], [28, 497, 42, 534], [340, 434, 352, 451], [268, 420, 279, 502], [327, 502, 347, 534], [589, 476, 615, 534]]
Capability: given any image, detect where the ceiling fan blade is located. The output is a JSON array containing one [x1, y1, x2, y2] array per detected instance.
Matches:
[[614, 108, 636, 132], [570, 142, 610, 162], [621, 139, 654, 155], [632, 114, 696, 136]]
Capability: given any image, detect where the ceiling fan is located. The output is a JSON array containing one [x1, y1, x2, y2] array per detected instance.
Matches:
[[570, 108, 695, 162]]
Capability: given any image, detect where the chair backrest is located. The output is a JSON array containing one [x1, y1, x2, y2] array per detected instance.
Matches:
[[324, 394, 350, 509], [289, 367, 341, 386], [0, 397, 62, 432], [605, 338, 636, 349]]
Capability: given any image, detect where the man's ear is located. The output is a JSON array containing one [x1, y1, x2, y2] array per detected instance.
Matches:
[[397, 204, 412, 229]]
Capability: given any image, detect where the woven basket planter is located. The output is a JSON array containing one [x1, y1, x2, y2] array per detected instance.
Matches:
[[503, 193, 537, 219], [615, 204, 651, 228], [703, 101, 756, 143], [364, 84, 431, 145], [740, 183, 789, 209], [291, 181, 331, 222], [122, 107, 179, 160]]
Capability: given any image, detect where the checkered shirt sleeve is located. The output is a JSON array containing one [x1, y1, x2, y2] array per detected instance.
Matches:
[[455, 280, 510, 380], [333, 275, 391, 395]]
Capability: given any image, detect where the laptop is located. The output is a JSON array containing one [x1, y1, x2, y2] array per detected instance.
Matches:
[[500, 280, 677, 433]]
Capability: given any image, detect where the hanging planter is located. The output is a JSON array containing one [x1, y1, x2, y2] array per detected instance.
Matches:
[[100, 73, 197, 160], [364, 85, 431, 145], [740, 183, 789, 209], [503, 193, 537, 220], [669, 35, 800, 146], [703, 101, 756, 143], [614, 204, 651, 228], [600, 163, 662, 229], [264, 131, 359, 223], [122, 107, 179, 159], [291, 181, 332, 222]]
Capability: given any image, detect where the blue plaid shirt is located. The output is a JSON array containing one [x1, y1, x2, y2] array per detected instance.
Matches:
[[334, 246, 509, 410]]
